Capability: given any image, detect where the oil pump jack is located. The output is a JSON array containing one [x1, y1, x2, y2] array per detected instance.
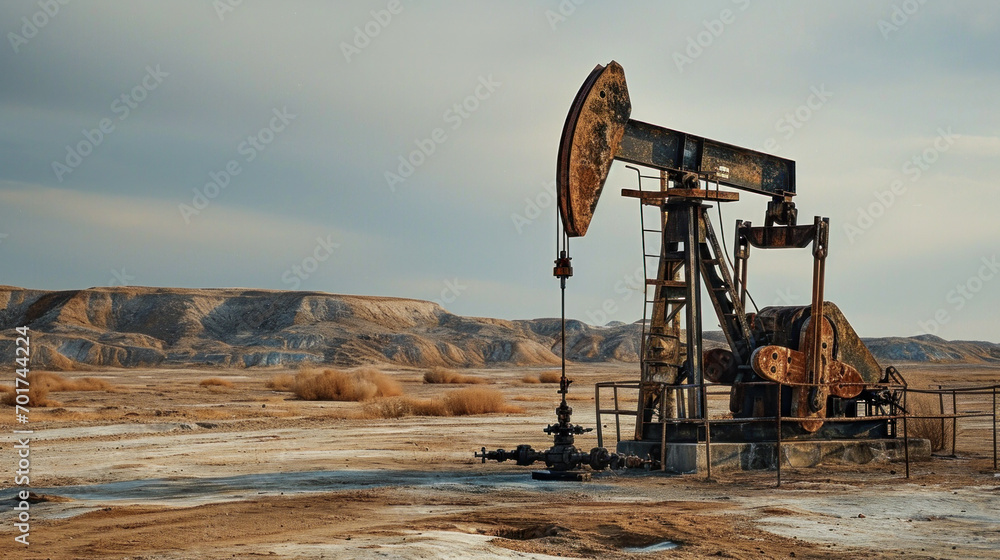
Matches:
[[478, 61, 905, 475]]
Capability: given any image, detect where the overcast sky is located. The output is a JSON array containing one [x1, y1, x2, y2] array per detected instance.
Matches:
[[1, 1, 997, 342]]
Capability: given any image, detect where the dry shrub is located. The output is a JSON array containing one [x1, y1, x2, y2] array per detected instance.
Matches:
[[538, 371, 562, 384], [906, 395, 954, 452], [265, 374, 296, 391], [363, 388, 522, 419], [1, 372, 113, 408], [199, 377, 235, 389], [520, 375, 540, 384], [423, 367, 487, 385], [443, 387, 524, 415], [293, 367, 402, 402], [33, 372, 112, 392], [364, 397, 448, 419]]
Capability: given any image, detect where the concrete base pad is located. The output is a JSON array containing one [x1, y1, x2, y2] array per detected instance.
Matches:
[[617, 438, 931, 474]]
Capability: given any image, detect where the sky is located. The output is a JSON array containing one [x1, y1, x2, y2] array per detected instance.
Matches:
[[1, 1, 998, 342]]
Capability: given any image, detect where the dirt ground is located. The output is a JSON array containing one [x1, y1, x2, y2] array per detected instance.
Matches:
[[1, 362, 998, 559]]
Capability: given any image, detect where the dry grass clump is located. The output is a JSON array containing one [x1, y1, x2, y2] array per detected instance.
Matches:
[[364, 388, 523, 419], [34, 372, 112, 392], [521, 371, 563, 384], [199, 377, 235, 389], [1, 372, 114, 408], [423, 366, 487, 385], [364, 397, 449, 419], [538, 370, 562, 383], [293, 366, 402, 401], [906, 395, 954, 452], [444, 387, 523, 415], [265, 373, 296, 391]]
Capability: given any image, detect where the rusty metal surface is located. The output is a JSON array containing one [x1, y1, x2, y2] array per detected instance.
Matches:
[[704, 348, 738, 384], [752, 343, 863, 400], [546, 61, 907, 474], [740, 223, 816, 248], [556, 61, 631, 237], [752, 319, 866, 432], [617, 120, 796, 197], [753, 303, 884, 385]]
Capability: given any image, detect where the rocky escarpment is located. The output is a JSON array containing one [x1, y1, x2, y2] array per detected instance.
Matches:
[[0, 286, 642, 370], [0, 286, 994, 371]]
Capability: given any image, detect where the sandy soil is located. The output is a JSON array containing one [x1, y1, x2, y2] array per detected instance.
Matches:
[[1, 362, 998, 559]]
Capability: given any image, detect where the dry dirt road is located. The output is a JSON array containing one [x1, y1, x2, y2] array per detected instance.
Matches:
[[1, 362, 998, 559]]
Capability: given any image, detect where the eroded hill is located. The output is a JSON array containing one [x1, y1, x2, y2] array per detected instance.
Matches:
[[0, 286, 995, 371]]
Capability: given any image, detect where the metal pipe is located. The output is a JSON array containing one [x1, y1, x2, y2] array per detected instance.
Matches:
[[903, 389, 910, 479], [595, 385, 603, 449], [939, 386, 945, 453], [613, 385, 621, 444], [685, 202, 704, 418], [951, 391, 958, 457], [660, 384, 667, 472], [776, 382, 783, 488], [704, 396, 713, 481]]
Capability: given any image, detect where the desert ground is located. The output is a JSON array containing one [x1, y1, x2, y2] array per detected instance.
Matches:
[[2, 362, 998, 559]]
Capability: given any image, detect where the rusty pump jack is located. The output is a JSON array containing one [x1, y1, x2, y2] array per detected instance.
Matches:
[[557, 61, 902, 464], [476, 61, 904, 477]]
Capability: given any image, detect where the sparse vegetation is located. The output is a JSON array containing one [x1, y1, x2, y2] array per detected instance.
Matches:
[[443, 387, 523, 415], [0, 372, 114, 408], [199, 377, 235, 389], [364, 397, 448, 418], [364, 387, 523, 419], [293, 366, 402, 401], [522, 370, 562, 384], [538, 370, 562, 383], [906, 395, 954, 452], [423, 367, 487, 385], [265, 374, 296, 391]]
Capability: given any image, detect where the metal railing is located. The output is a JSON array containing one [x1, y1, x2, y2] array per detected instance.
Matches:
[[595, 377, 999, 486]]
